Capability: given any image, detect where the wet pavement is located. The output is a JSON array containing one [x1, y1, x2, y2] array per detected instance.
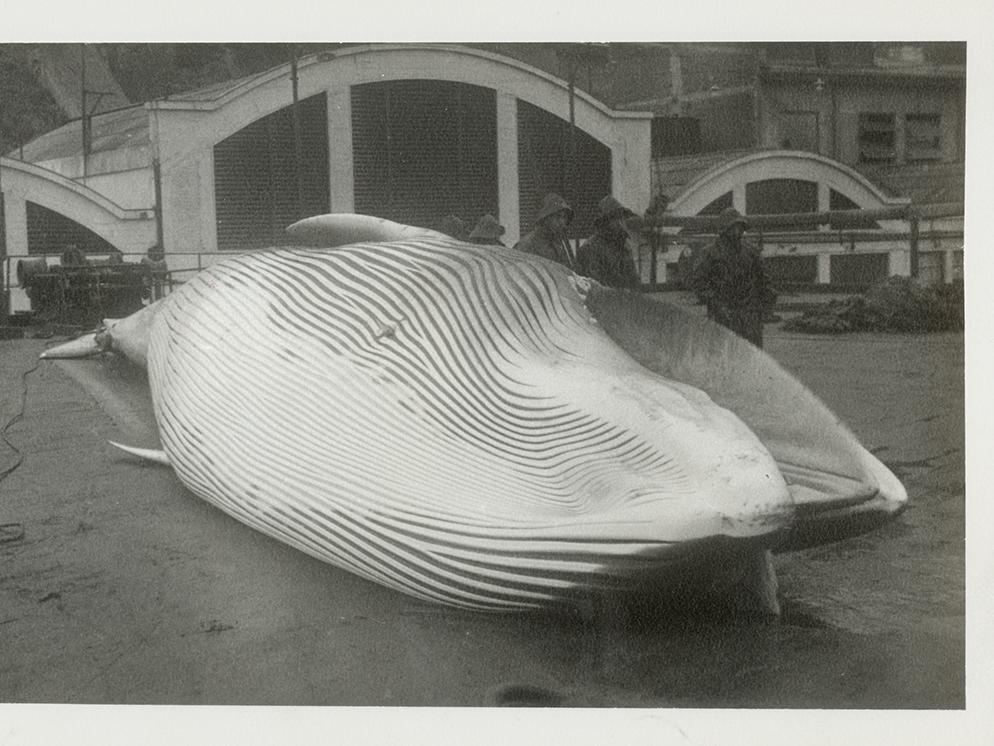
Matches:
[[0, 321, 965, 710]]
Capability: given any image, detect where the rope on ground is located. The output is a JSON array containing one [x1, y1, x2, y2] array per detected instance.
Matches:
[[0, 350, 46, 484]]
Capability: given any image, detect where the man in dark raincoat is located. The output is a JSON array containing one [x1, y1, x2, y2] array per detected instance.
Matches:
[[514, 193, 575, 269], [577, 195, 641, 290], [691, 207, 776, 348]]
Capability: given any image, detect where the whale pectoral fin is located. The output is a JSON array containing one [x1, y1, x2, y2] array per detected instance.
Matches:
[[109, 441, 170, 466], [40, 332, 102, 359]]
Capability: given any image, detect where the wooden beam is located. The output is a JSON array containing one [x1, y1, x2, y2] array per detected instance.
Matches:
[[644, 203, 964, 232]]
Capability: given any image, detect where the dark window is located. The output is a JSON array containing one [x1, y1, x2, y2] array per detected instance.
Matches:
[[352, 80, 498, 232], [745, 178, 819, 231], [651, 117, 702, 157], [697, 192, 734, 216], [858, 112, 896, 164], [680, 192, 732, 234], [517, 99, 612, 239], [26, 201, 119, 256], [829, 190, 880, 229], [830, 252, 889, 289], [905, 113, 942, 162]]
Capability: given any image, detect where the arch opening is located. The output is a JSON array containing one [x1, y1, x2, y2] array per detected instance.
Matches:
[[214, 92, 330, 251], [351, 80, 498, 232]]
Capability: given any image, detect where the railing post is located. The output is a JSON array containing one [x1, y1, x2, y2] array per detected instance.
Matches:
[[909, 216, 920, 280]]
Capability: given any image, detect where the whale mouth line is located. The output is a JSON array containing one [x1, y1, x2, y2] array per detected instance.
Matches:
[[791, 489, 881, 516]]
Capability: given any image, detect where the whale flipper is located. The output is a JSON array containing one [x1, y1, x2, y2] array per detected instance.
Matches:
[[109, 441, 170, 465]]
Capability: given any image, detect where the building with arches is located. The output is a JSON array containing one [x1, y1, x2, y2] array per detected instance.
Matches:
[[649, 148, 962, 288], [2, 43, 655, 312], [2, 41, 965, 313]]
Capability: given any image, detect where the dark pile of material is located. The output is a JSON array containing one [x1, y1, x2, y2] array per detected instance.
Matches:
[[782, 276, 964, 334]]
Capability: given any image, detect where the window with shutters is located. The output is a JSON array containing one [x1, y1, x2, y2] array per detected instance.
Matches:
[[858, 112, 897, 164], [905, 113, 942, 162], [214, 93, 330, 252], [351, 80, 498, 232]]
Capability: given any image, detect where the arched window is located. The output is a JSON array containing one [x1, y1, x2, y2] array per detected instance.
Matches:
[[829, 189, 881, 229], [26, 201, 120, 256], [352, 80, 498, 232], [745, 178, 819, 231]]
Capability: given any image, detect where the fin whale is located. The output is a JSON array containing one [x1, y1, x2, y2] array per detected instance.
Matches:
[[42, 213, 907, 611]]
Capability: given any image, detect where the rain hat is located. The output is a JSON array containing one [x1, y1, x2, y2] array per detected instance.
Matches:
[[535, 193, 574, 225], [469, 214, 506, 241], [593, 195, 637, 226]]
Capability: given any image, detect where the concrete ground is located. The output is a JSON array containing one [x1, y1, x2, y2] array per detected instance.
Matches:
[[0, 313, 965, 710]]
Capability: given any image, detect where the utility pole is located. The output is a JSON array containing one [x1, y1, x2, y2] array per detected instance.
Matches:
[[290, 45, 304, 219], [79, 43, 114, 180]]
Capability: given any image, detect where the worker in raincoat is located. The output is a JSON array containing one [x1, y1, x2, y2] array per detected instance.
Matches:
[[691, 207, 776, 348]]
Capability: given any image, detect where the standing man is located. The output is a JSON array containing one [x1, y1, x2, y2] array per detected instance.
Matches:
[[577, 195, 641, 290], [514, 193, 575, 269], [691, 207, 776, 347]]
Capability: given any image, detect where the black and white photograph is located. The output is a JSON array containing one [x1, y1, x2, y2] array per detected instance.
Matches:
[[1, 2, 990, 744]]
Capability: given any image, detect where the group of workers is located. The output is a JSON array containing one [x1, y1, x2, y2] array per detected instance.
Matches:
[[439, 193, 775, 348]]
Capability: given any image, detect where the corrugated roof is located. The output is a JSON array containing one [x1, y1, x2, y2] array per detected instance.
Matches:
[[651, 148, 759, 200], [853, 161, 965, 205], [155, 66, 274, 104], [13, 104, 149, 163]]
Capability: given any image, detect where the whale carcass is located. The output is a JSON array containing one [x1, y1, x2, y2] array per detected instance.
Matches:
[[42, 214, 907, 612]]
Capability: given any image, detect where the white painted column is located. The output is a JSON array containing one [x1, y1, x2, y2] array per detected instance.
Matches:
[[732, 184, 747, 214], [817, 252, 831, 284], [817, 182, 831, 232], [198, 149, 217, 254], [327, 90, 355, 213], [495, 93, 520, 245], [611, 120, 652, 215], [889, 248, 911, 277], [3, 194, 30, 312]]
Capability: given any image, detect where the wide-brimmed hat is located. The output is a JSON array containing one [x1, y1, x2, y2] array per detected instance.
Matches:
[[469, 214, 506, 241], [438, 215, 469, 241], [718, 207, 749, 233], [535, 193, 574, 225], [593, 195, 636, 226]]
